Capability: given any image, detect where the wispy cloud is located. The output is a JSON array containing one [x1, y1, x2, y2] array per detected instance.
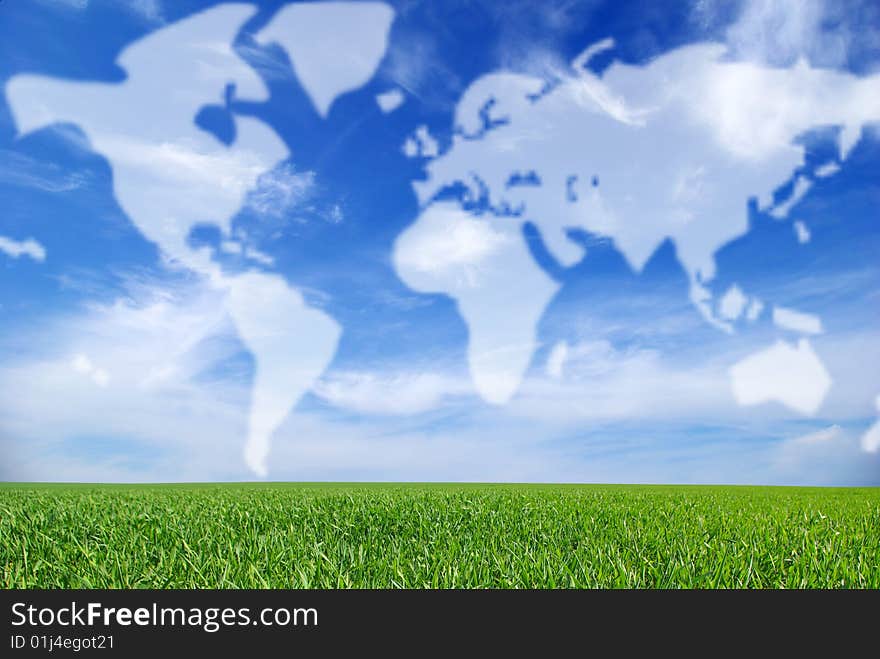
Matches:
[[380, 23, 462, 108], [123, 0, 164, 25], [0, 235, 47, 262], [71, 353, 110, 387], [0, 274, 250, 479], [773, 423, 880, 485], [862, 396, 880, 453], [96, 134, 270, 205], [37, 0, 88, 10], [245, 164, 315, 219], [38, 0, 165, 24], [314, 370, 470, 415], [695, 0, 880, 70], [394, 204, 513, 284], [0, 149, 91, 193], [308, 307, 880, 431], [2, 279, 877, 484]]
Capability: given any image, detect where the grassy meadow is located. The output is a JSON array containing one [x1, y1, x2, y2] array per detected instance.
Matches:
[[1, 482, 878, 588]]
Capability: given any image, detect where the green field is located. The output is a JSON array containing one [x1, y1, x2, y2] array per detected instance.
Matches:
[[1, 483, 878, 588]]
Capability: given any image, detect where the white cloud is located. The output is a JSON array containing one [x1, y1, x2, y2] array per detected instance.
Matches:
[[243, 246, 275, 267], [39, 0, 88, 9], [773, 423, 880, 485], [545, 341, 568, 379], [6, 4, 283, 272], [513, 340, 733, 423], [773, 306, 823, 334], [381, 25, 462, 108], [375, 88, 405, 113], [488, 328, 874, 428], [245, 164, 316, 219], [3, 3, 878, 486], [729, 339, 831, 415], [5, 7, 347, 479], [0, 235, 46, 262], [793, 220, 811, 244], [402, 137, 419, 158], [769, 175, 812, 219], [226, 272, 340, 476], [402, 206, 554, 406], [123, 0, 164, 25], [69, 351, 111, 388], [39, 0, 164, 23], [402, 33, 880, 410], [91, 368, 110, 387], [815, 161, 841, 178], [95, 134, 271, 210], [220, 240, 243, 255], [71, 353, 93, 374], [314, 371, 468, 415], [394, 203, 514, 281], [0, 272, 329, 479], [415, 125, 439, 157], [0, 278, 245, 471], [227, 334, 781, 427], [784, 424, 842, 449], [2, 288, 877, 483], [721, 0, 875, 68], [0, 149, 92, 193], [727, 0, 831, 62], [862, 395, 880, 453], [256, 2, 394, 117], [746, 298, 764, 322], [719, 284, 747, 320], [32, 270, 334, 469], [402, 125, 441, 158], [6, 404, 879, 484], [304, 336, 795, 429]]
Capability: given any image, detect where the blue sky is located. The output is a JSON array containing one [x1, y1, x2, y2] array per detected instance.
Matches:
[[1, 0, 879, 484]]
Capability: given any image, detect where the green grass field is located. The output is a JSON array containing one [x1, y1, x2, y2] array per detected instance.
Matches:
[[1, 483, 878, 588]]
